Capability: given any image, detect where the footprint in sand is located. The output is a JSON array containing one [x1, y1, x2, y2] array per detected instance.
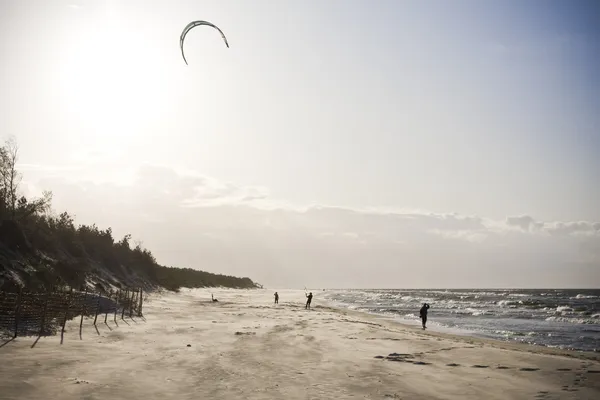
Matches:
[[383, 353, 416, 363], [519, 367, 540, 372], [587, 370, 600, 374], [472, 365, 489, 368], [562, 387, 579, 392], [71, 378, 91, 385], [446, 363, 461, 367], [389, 353, 413, 357], [556, 368, 571, 371], [496, 366, 511, 370]]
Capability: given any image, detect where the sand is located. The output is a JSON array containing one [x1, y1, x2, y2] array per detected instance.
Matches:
[[1, 288, 599, 400]]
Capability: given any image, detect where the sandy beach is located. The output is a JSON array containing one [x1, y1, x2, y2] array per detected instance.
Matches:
[[1, 288, 599, 400]]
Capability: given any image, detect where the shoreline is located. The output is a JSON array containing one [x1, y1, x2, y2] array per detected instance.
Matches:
[[319, 300, 600, 362], [319, 289, 599, 355]]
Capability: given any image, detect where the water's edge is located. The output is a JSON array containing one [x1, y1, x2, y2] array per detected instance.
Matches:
[[319, 297, 600, 360], [320, 289, 600, 353]]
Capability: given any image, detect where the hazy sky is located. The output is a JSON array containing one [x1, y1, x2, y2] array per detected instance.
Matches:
[[1, 0, 599, 288]]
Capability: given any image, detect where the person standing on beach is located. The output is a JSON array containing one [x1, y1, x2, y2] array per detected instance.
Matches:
[[420, 303, 430, 329], [305, 292, 313, 309], [274, 292, 279, 304]]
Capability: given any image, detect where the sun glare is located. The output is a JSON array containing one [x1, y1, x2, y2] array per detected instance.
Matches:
[[59, 18, 166, 153]]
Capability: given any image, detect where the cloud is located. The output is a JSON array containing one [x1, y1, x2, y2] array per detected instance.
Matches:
[[125, 164, 271, 208], [21, 163, 600, 288], [428, 229, 488, 243], [506, 215, 600, 237], [545, 221, 600, 237], [506, 215, 544, 232]]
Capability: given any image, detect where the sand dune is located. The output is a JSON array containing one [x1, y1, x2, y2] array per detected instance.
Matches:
[[1, 288, 599, 400]]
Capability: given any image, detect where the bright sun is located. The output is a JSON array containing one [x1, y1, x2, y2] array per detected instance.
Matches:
[[59, 17, 165, 153]]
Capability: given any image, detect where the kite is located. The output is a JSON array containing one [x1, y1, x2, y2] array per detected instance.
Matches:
[[180, 20, 229, 65]]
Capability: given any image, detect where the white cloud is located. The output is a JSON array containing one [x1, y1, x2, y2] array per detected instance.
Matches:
[[505, 215, 545, 232], [545, 221, 600, 237], [505, 215, 600, 237], [428, 229, 488, 244]]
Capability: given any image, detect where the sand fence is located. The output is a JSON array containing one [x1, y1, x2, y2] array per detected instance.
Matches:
[[0, 286, 144, 344]]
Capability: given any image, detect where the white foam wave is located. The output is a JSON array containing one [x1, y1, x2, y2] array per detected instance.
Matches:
[[556, 306, 574, 313], [545, 316, 599, 325], [573, 294, 598, 299], [497, 300, 519, 308]]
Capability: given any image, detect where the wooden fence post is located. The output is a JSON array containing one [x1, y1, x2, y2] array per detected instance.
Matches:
[[13, 288, 23, 338], [93, 295, 100, 325], [129, 289, 136, 318], [138, 288, 143, 317], [121, 289, 128, 320], [104, 290, 111, 324], [114, 290, 119, 323], [79, 287, 87, 339]]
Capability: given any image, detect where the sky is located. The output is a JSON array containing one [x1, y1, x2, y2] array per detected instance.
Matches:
[[1, 0, 599, 288]]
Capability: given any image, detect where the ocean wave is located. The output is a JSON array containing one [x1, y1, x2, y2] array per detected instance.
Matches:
[[545, 316, 600, 325], [572, 294, 598, 299], [494, 330, 516, 336], [497, 300, 520, 308], [492, 330, 539, 338], [450, 307, 490, 316], [556, 306, 574, 313]]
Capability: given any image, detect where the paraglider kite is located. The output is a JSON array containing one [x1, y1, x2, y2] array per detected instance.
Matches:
[[180, 20, 229, 65]]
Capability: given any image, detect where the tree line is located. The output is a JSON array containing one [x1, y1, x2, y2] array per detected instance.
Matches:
[[0, 137, 259, 293]]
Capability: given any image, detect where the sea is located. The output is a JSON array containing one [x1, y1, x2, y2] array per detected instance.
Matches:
[[322, 289, 600, 353]]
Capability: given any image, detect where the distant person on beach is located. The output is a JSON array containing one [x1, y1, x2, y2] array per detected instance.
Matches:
[[420, 303, 430, 329], [274, 292, 279, 304], [305, 292, 313, 309]]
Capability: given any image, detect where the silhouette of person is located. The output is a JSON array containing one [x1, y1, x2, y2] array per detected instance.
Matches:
[[274, 292, 279, 304], [305, 292, 313, 309], [420, 303, 430, 329]]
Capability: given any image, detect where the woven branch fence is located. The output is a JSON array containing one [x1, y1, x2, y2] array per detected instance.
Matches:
[[0, 287, 144, 340]]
